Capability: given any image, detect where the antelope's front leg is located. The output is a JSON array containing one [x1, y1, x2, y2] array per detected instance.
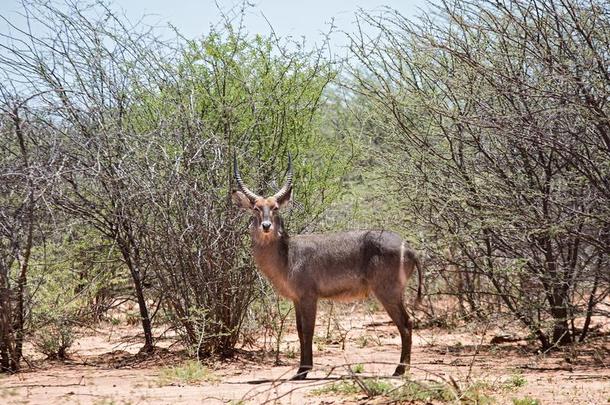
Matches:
[[292, 297, 317, 380]]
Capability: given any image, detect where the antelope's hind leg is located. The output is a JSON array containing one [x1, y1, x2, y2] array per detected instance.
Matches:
[[375, 294, 413, 376]]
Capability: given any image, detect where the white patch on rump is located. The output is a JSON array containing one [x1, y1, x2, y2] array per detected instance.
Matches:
[[399, 241, 407, 286]]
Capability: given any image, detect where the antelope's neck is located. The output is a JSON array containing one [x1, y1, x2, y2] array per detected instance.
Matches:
[[251, 233, 293, 298]]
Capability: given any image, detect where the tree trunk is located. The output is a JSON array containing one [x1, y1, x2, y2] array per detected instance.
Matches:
[[14, 215, 34, 362], [543, 234, 572, 347], [117, 238, 154, 353], [0, 268, 18, 372], [580, 264, 601, 342], [550, 288, 572, 346], [131, 263, 154, 353]]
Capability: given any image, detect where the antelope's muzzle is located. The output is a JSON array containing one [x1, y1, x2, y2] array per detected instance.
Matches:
[[261, 221, 272, 232]]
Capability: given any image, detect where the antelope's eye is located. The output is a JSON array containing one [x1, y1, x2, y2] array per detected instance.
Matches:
[[253, 206, 260, 212], [272, 206, 279, 211]]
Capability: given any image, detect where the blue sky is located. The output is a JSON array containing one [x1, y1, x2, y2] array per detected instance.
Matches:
[[0, 0, 431, 53]]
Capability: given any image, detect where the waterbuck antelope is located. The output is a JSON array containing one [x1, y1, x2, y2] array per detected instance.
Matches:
[[232, 154, 423, 380]]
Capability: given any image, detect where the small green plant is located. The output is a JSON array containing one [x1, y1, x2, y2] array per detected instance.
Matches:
[[504, 372, 527, 390], [457, 380, 495, 405], [351, 363, 365, 374], [312, 378, 394, 398], [157, 360, 219, 386], [512, 396, 540, 405], [362, 378, 394, 396], [391, 379, 494, 404], [391, 380, 452, 402], [357, 334, 369, 348], [312, 380, 362, 396]]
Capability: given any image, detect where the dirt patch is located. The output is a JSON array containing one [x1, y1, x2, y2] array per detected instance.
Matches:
[[1, 309, 608, 404]]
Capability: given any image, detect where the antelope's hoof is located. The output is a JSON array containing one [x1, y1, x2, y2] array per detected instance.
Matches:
[[393, 364, 407, 376], [291, 367, 311, 380]]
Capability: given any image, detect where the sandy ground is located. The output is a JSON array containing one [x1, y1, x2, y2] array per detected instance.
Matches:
[[1, 307, 608, 404]]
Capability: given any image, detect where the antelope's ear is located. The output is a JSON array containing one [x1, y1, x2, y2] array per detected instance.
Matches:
[[276, 188, 292, 208], [232, 190, 253, 209]]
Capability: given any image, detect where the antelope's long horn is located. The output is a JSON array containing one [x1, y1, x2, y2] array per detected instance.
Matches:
[[233, 153, 261, 202], [273, 153, 293, 201]]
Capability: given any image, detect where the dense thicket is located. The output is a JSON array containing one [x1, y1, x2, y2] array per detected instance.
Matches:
[[349, 0, 610, 349], [0, 0, 349, 371]]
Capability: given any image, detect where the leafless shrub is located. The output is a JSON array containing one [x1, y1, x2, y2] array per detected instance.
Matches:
[[0, 0, 347, 365], [349, 0, 610, 348]]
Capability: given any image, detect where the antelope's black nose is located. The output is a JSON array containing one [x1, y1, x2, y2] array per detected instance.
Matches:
[[262, 221, 272, 232]]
